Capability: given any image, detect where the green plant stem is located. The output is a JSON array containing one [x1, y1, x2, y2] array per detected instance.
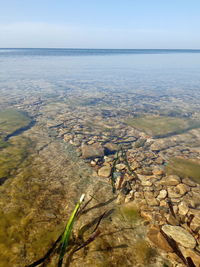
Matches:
[[58, 194, 85, 267]]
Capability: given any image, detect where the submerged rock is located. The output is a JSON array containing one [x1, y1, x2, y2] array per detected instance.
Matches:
[[98, 166, 111, 177], [147, 226, 173, 252], [162, 175, 181, 186], [81, 143, 104, 159], [162, 225, 196, 249], [116, 163, 126, 171], [104, 142, 118, 154]]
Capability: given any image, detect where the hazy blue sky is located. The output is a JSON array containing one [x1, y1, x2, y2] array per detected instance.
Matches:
[[0, 0, 200, 48]]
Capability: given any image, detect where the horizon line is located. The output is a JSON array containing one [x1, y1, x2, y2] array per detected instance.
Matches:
[[1, 47, 200, 50]]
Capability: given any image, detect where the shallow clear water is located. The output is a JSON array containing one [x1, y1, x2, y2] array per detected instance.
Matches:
[[0, 49, 200, 95], [0, 49, 200, 267]]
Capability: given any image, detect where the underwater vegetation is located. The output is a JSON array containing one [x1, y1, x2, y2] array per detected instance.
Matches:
[[0, 136, 31, 184], [58, 194, 85, 267], [166, 157, 200, 183], [0, 109, 32, 183], [0, 109, 32, 147], [126, 115, 200, 138]]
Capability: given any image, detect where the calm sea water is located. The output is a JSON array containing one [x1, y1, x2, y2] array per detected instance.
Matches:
[[0, 48, 200, 96]]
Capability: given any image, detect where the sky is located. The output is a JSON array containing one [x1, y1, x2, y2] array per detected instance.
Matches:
[[0, 0, 200, 49]]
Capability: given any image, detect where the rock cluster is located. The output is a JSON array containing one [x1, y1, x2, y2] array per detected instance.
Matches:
[[65, 138, 200, 266]]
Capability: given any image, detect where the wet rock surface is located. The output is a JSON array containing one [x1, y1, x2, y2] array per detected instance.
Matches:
[[161, 225, 196, 249]]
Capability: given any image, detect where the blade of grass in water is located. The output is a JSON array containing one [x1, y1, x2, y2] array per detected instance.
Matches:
[[58, 194, 85, 267]]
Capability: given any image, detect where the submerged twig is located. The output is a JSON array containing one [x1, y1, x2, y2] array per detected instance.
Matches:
[[74, 229, 101, 253]]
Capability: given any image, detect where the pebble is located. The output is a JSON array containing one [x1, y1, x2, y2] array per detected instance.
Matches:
[[163, 175, 181, 186], [116, 163, 126, 171], [178, 202, 189, 216], [157, 189, 167, 200], [98, 166, 111, 178]]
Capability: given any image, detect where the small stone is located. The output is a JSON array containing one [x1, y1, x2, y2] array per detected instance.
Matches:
[[188, 208, 200, 232], [130, 161, 141, 170], [162, 225, 196, 249], [103, 156, 113, 163], [167, 185, 185, 198], [165, 214, 179, 226], [160, 200, 168, 207], [134, 191, 144, 199], [140, 211, 154, 221], [163, 175, 181, 186], [90, 160, 96, 166], [178, 202, 189, 216], [155, 157, 164, 165], [63, 134, 73, 142], [157, 189, 167, 200], [152, 167, 164, 176], [182, 178, 197, 187], [116, 163, 126, 171], [144, 192, 159, 206], [176, 183, 190, 195], [141, 167, 153, 175], [170, 198, 181, 203], [98, 166, 111, 178], [144, 191, 154, 199], [141, 180, 152, 186], [87, 140, 95, 145], [179, 246, 200, 267]]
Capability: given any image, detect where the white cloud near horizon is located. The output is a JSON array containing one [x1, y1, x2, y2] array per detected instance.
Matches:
[[0, 22, 199, 49]]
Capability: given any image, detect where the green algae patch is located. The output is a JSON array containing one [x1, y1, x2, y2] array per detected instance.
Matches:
[[0, 136, 31, 181], [126, 115, 200, 138], [0, 109, 31, 143], [132, 240, 157, 265], [166, 157, 200, 184], [0, 109, 32, 182], [115, 203, 140, 224]]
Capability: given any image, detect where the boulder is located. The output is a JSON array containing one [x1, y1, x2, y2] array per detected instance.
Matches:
[[161, 225, 196, 249]]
